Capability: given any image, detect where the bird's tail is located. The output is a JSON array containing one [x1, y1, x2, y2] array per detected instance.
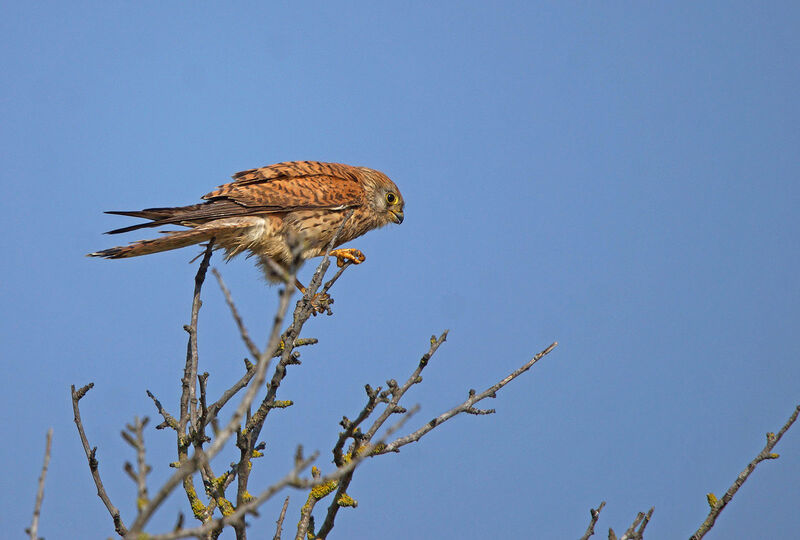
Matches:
[[88, 228, 214, 259]]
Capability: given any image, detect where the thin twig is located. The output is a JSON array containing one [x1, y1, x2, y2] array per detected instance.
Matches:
[[690, 404, 800, 540], [234, 210, 357, 513], [579, 501, 605, 540], [212, 268, 261, 361], [122, 416, 151, 518], [332, 385, 382, 467], [71, 383, 127, 536], [313, 338, 557, 538], [27, 428, 53, 540], [298, 405, 420, 540], [380, 341, 558, 453], [612, 507, 653, 540], [127, 250, 299, 535], [156, 405, 419, 540], [363, 331, 450, 442], [274, 496, 290, 540], [141, 451, 318, 540], [180, 241, 214, 436]]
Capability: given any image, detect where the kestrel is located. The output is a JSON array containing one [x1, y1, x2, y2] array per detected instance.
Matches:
[[89, 161, 405, 301]]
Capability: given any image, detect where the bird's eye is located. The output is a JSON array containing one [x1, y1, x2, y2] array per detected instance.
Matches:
[[385, 192, 397, 204]]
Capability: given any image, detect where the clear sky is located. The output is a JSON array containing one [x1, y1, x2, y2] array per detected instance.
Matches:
[[2, 2, 798, 538]]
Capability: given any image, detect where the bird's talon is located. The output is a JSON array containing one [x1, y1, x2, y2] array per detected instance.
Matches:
[[309, 292, 333, 315], [329, 248, 366, 268]]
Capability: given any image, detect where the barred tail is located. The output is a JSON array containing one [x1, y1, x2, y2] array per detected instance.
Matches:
[[88, 229, 214, 259]]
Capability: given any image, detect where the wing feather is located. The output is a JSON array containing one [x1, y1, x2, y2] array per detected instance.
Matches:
[[103, 161, 365, 235]]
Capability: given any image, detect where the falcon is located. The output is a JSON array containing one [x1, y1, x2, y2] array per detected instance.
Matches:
[[89, 161, 405, 299]]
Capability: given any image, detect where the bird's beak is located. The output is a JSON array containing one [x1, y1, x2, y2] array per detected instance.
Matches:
[[390, 209, 404, 224]]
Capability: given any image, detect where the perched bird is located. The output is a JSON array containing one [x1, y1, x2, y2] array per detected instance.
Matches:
[[89, 161, 405, 299]]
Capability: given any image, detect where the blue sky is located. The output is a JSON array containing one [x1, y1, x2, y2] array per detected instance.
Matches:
[[2, 2, 798, 538]]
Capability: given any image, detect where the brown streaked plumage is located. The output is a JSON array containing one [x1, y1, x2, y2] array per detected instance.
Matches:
[[89, 161, 405, 291]]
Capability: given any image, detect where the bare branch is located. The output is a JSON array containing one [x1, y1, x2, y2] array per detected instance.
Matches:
[[274, 496, 290, 540], [363, 331, 450, 442], [579, 501, 605, 540], [127, 212, 360, 536], [611, 507, 653, 540], [300, 405, 420, 540], [142, 451, 318, 540], [212, 267, 261, 361], [380, 341, 558, 453], [233, 210, 358, 513], [71, 383, 127, 536], [126, 276, 296, 536], [27, 428, 53, 540], [332, 385, 382, 467], [122, 417, 151, 519], [690, 404, 800, 540], [179, 241, 214, 437]]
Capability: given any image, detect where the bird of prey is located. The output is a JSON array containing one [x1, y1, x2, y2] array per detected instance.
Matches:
[[89, 161, 405, 301]]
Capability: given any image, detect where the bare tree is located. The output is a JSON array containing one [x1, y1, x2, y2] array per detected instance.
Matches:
[[67, 223, 558, 539], [29, 220, 795, 538]]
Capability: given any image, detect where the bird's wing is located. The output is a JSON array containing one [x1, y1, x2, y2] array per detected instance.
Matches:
[[203, 161, 364, 210], [226, 161, 359, 186], [103, 162, 364, 235]]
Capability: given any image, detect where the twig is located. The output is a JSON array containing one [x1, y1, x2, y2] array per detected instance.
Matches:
[[332, 385, 382, 467], [141, 451, 318, 540], [71, 383, 127, 536], [234, 210, 357, 512], [312, 338, 557, 538], [579, 501, 605, 540], [363, 331, 450, 441], [690, 404, 800, 540], [380, 341, 558, 453], [212, 268, 261, 361], [122, 417, 151, 518], [299, 406, 420, 540], [128, 244, 299, 535], [27, 428, 53, 540], [274, 496, 290, 540], [610, 507, 653, 540], [313, 386, 383, 540], [155, 405, 419, 540], [180, 241, 214, 436]]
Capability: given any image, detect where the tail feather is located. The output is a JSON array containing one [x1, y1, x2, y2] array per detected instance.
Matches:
[[88, 229, 214, 259], [104, 204, 211, 235], [103, 200, 257, 235]]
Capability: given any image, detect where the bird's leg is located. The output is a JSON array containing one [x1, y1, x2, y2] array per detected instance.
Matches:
[[329, 248, 366, 268], [294, 278, 307, 295], [295, 278, 332, 315]]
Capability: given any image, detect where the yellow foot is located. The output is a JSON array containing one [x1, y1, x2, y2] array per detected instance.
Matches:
[[329, 248, 366, 268]]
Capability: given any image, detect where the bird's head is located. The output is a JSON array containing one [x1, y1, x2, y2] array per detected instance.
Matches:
[[360, 167, 405, 225]]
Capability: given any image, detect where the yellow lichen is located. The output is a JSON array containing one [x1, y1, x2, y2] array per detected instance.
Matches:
[[337, 492, 357, 507], [370, 443, 386, 455], [136, 496, 149, 511], [252, 449, 264, 458], [706, 492, 718, 508], [216, 496, 235, 516], [310, 478, 338, 500], [185, 484, 207, 519], [272, 400, 294, 408], [241, 490, 254, 503], [212, 473, 230, 489]]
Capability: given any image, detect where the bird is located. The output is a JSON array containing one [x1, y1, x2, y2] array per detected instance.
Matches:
[[89, 161, 405, 307]]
